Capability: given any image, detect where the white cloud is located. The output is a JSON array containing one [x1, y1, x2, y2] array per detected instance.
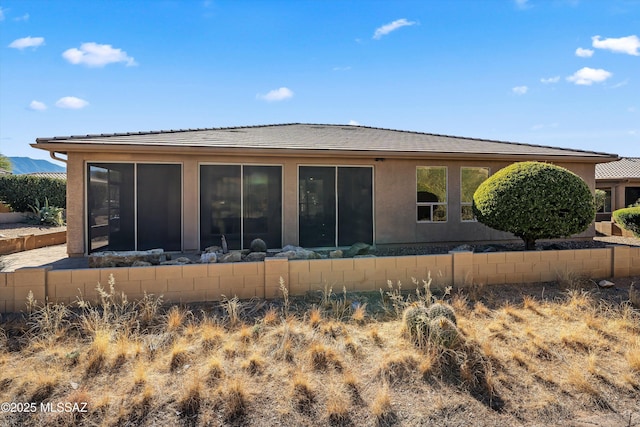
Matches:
[[8, 36, 45, 50], [592, 35, 640, 56], [512, 85, 528, 95], [373, 18, 416, 40], [348, 120, 360, 126], [29, 100, 47, 111], [62, 42, 137, 67], [257, 87, 294, 102], [14, 13, 29, 22], [566, 67, 612, 85], [514, 0, 532, 9], [0, 7, 5, 21], [540, 76, 560, 84], [332, 66, 352, 71], [55, 96, 89, 109], [610, 79, 629, 89], [575, 47, 594, 57]]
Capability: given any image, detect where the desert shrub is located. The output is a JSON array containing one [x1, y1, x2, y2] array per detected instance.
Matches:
[[594, 189, 606, 212], [428, 302, 457, 325], [612, 206, 640, 237], [28, 198, 65, 226], [473, 161, 595, 250], [0, 175, 66, 212]]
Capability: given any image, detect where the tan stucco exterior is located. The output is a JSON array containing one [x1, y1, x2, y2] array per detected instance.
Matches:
[[60, 148, 599, 257]]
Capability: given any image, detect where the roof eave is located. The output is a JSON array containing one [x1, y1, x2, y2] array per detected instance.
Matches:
[[31, 142, 619, 163]]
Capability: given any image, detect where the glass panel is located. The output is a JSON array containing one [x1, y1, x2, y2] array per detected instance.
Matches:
[[417, 205, 431, 222], [433, 205, 447, 222], [299, 166, 336, 247], [626, 187, 640, 207], [87, 163, 135, 252], [604, 189, 612, 212], [417, 167, 447, 203], [200, 165, 242, 250], [461, 167, 489, 203], [461, 205, 475, 221], [137, 164, 182, 251], [243, 166, 282, 249], [338, 167, 373, 246]]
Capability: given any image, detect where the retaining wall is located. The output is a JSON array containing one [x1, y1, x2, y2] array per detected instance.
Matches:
[[0, 231, 67, 256], [1, 245, 639, 314]]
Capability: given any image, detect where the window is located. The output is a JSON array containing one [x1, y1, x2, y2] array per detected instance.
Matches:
[[461, 167, 490, 221], [417, 166, 447, 222], [200, 165, 282, 251], [597, 188, 612, 213]]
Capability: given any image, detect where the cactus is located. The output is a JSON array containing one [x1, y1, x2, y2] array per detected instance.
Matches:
[[402, 305, 430, 344], [428, 302, 457, 325], [429, 316, 464, 349]]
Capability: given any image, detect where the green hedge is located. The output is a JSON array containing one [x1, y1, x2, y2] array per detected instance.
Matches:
[[612, 207, 640, 237], [0, 175, 66, 212]]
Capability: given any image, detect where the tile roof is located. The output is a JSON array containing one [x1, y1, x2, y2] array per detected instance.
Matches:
[[35, 123, 617, 159], [24, 172, 67, 179], [595, 157, 640, 179]]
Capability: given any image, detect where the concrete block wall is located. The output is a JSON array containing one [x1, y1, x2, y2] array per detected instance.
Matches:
[[1, 247, 639, 314]]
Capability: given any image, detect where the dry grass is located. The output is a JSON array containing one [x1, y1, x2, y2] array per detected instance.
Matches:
[[1, 278, 639, 426]]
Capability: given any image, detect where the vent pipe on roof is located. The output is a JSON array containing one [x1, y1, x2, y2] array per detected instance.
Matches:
[[50, 151, 67, 164]]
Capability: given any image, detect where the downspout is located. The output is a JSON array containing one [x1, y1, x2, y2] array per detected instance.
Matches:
[[50, 151, 67, 164]]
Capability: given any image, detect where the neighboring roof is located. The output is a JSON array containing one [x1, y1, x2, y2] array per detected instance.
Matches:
[[23, 171, 67, 179], [34, 123, 618, 161], [0, 168, 11, 175], [596, 157, 640, 180]]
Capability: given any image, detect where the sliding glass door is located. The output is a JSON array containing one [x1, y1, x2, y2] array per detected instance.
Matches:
[[87, 163, 182, 253], [200, 165, 282, 250], [299, 166, 373, 248]]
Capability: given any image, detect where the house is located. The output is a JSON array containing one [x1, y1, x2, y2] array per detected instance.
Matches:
[[24, 172, 67, 180], [595, 157, 640, 221], [32, 123, 618, 257]]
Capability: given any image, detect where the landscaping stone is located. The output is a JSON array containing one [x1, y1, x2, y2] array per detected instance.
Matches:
[[204, 245, 222, 253], [277, 245, 322, 260], [344, 242, 370, 258], [200, 252, 218, 263], [219, 251, 242, 263], [598, 280, 615, 288], [132, 261, 152, 267], [245, 252, 266, 262], [329, 249, 343, 258], [88, 249, 166, 268], [174, 257, 193, 264], [250, 238, 267, 252]]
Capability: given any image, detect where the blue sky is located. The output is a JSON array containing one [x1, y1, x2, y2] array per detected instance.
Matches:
[[1, 0, 639, 164]]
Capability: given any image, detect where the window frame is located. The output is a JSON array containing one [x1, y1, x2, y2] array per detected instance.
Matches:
[[460, 166, 490, 222], [416, 166, 448, 223]]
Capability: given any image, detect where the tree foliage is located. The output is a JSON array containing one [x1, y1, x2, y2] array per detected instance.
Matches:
[[472, 161, 595, 250], [0, 175, 66, 212], [0, 153, 11, 173]]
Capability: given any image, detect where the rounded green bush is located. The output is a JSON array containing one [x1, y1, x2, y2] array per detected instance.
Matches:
[[427, 302, 457, 325], [429, 316, 464, 349], [612, 206, 640, 237], [472, 161, 595, 250]]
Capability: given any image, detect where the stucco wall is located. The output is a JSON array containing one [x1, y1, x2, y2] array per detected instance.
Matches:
[[65, 151, 599, 255]]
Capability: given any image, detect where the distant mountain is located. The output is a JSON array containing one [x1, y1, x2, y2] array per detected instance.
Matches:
[[9, 157, 66, 175]]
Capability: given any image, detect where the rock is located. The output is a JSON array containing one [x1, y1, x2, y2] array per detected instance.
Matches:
[[329, 250, 343, 259], [250, 238, 267, 252], [450, 244, 474, 252], [354, 254, 376, 258], [598, 280, 615, 288], [200, 252, 218, 263], [88, 249, 166, 268], [221, 235, 228, 254], [543, 243, 564, 251], [205, 245, 222, 253], [174, 257, 193, 264], [0, 234, 6, 238], [275, 246, 321, 260], [132, 261, 152, 267], [245, 252, 266, 262], [482, 246, 498, 253], [344, 242, 370, 258], [160, 260, 180, 265], [219, 251, 242, 263], [275, 250, 297, 260]]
